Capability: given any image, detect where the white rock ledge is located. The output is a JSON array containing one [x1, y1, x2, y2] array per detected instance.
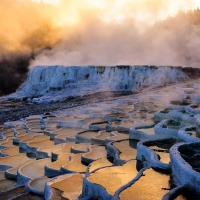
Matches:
[[2, 65, 188, 104], [170, 142, 200, 193], [129, 124, 156, 141], [178, 126, 200, 142], [154, 119, 180, 139], [137, 140, 171, 171]]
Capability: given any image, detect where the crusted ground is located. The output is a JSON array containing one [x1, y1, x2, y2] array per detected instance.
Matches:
[[0, 78, 196, 125]]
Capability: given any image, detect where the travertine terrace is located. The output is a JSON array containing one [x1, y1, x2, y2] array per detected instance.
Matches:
[[0, 66, 200, 199]]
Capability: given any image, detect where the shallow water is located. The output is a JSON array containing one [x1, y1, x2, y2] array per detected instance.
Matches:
[[156, 151, 170, 164], [84, 146, 107, 161], [89, 158, 113, 173], [62, 154, 88, 172], [93, 131, 110, 140], [88, 160, 138, 195], [50, 174, 83, 200], [119, 168, 171, 200], [112, 140, 138, 160], [109, 132, 129, 141]]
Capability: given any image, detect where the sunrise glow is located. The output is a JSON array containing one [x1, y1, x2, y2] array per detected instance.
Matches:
[[31, 0, 61, 5], [30, 0, 200, 26]]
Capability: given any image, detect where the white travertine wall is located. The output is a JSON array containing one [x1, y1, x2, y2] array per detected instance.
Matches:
[[7, 65, 188, 104]]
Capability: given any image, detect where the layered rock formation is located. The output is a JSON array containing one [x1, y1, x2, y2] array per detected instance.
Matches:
[[6, 65, 188, 104]]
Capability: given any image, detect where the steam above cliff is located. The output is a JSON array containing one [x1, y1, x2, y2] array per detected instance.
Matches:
[[1, 0, 200, 95], [1, 0, 200, 68]]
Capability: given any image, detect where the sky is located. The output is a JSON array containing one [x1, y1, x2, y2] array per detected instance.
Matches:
[[30, 1, 200, 27], [29, 0, 200, 25], [1, 0, 200, 67]]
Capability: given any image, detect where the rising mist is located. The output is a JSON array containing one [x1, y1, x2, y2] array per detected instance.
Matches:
[[0, 0, 200, 94]]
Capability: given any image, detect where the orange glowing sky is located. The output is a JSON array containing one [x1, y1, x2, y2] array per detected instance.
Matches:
[[0, 0, 199, 67], [23, 0, 200, 68], [30, 0, 200, 27]]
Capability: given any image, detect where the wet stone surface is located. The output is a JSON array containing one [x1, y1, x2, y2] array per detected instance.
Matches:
[[112, 139, 138, 160], [0, 80, 200, 199], [88, 160, 139, 196], [119, 168, 172, 200], [0, 92, 136, 124]]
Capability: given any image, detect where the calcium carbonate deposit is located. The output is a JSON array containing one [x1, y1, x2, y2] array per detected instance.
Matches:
[[5, 65, 188, 104], [0, 65, 200, 200]]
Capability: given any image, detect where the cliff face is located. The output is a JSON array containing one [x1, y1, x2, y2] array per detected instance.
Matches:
[[7, 65, 188, 104]]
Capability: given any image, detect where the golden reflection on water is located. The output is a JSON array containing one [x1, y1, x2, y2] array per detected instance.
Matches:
[[148, 141, 175, 164], [175, 195, 187, 200], [50, 174, 83, 199], [89, 157, 112, 173], [94, 131, 110, 140], [84, 145, 107, 160], [88, 160, 138, 195], [156, 151, 170, 164], [62, 154, 87, 173], [112, 140, 138, 160], [109, 132, 129, 140], [119, 168, 171, 200]]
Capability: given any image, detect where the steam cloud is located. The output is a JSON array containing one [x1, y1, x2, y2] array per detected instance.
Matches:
[[1, 0, 200, 70]]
